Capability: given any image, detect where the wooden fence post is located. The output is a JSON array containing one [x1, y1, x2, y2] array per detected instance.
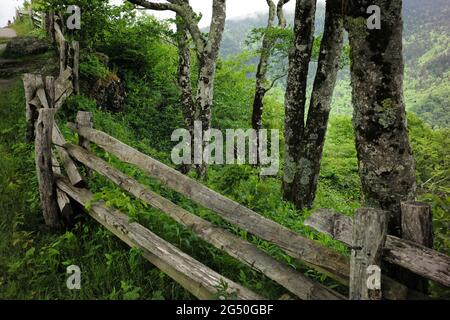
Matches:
[[54, 21, 66, 76], [28, 6, 33, 26], [45, 76, 55, 108], [47, 11, 55, 43], [72, 41, 80, 94], [350, 208, 388, 300], [401, 202, 433, 293], [23, 74, 44, 143], [35, 108, 59, 228]]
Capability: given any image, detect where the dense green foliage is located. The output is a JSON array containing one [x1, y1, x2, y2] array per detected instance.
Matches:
[[221, 0, 450, 128], [0, 0, 448, 300]]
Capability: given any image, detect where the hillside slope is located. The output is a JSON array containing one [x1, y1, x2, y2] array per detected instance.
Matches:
[[219, 0, 450, 127]]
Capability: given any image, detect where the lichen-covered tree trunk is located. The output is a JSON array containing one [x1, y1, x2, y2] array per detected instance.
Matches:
[[282, 0, 317, 202], [347, 0, 416, 235], [294, 0, 345, 209], [251, 0, 276, 133], [176, 15, 195, 173], [195, 0, 226, 177]]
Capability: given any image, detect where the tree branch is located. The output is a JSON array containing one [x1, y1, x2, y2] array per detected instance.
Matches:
[[207, 0, 227, 56], [276, 0, 290, 28], [127, 0, 206, 53], [264, 72, 286, 92]]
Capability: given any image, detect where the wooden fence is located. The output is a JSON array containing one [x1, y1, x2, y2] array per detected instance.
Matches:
[[21, 9, 449, 302], [23, 9, 80, 143], [25, 107, 449, 300], [16, 7, 44, 29]]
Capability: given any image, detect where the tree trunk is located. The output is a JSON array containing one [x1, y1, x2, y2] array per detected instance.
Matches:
[[294, 0, 345, 209], [347, 0, 416, 235], [252, 1, 290, 165], [176, 14, 195, 173], [251, 0, 276, 133], [194, 0, 226, 178], [127, 0, 226, 178], [282, 0, 317, 202]]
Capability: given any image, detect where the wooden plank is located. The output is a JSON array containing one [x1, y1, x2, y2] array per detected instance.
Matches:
[[305, 209, 450, 288], [23, 74, 43, 142], [400, 202, 433, 293], [52, 123, 84, 187], [67, 124, 350, 284], [349, 208, 388, 300], [36, 88, 50, 109], [35, 109, 59, 228], [52, 154, 73, 221], [401, 202, 433, 251], [305, 209, 352, 243], [64, 143, 344, 300], [56, 178, 263, 300], [54, 67, 73, 102], [45, 76, 56, 108], [29, 96, 42, 108], [54, 22, 66, 75], [54, 87, 73, 110]]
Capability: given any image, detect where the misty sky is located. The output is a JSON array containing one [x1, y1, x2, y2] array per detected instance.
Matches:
[[0, 0, 326, 28]]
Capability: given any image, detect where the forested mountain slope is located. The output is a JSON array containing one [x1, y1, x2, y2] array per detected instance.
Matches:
[[219, 0, 450, 127]]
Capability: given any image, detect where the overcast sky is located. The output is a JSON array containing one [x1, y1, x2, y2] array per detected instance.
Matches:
[[1, 0, 325, 28]]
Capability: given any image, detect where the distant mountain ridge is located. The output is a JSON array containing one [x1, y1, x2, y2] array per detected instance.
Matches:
[[217, 0, 450, 128]]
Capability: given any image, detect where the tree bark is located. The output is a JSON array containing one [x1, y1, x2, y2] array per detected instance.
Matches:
[[176, 12, 195, 173], [293, 0, 345, 208], [251, 0, 276, 133], [128, 0, 227, 178], [35, 108, 60, 228], [193, 0, 226, 177], [252, 0, 290, 165], [347, 0, 416, 235], [282, 0, 317, 202]]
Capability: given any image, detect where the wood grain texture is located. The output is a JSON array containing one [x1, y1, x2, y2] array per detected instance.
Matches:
[[23, 73, 43, 142], [349, 208, 388, 300], [56, 178, 262, 300], [68, 124, 350, 284], [400, 202, 433, 292], [52, 123, 84, 187], [54, 22, 66, 76], [64, 143, 344, 300], [306, 209, 450, 288], [35, 109, 59, 227], [51, 154, 73, 221]]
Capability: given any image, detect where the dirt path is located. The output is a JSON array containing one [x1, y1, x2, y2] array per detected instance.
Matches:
[[0, 28, 17, 55], [0, 28, 17, 38]]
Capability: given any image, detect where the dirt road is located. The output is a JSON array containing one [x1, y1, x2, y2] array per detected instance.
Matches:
[[0, 28, 17, 38]]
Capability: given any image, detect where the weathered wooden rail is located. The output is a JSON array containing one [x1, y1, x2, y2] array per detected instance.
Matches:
[[29, 106, 450, 300], [22, 9, 449, 301], [16, 7, 44, 29], [305, 209, 450, 288]]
